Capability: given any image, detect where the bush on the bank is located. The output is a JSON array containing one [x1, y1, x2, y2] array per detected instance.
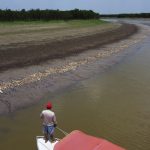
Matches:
[[101, 13, 150, 18]]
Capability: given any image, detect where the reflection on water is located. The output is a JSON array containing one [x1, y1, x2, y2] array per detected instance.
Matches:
[[1, 25, 150, 150]]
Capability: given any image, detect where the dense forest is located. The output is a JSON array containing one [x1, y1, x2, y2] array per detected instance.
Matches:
[[0, 9, 100, 21], [101, 13, 150, 18]]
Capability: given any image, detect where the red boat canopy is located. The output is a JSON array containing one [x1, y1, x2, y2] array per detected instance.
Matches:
[[54, 130, 125, 150]]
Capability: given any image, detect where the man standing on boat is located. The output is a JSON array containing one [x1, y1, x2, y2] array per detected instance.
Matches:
[[40, 102, 57, 143]]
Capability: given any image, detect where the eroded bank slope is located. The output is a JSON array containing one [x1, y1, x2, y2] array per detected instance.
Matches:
[[0, 22, 136, 72]]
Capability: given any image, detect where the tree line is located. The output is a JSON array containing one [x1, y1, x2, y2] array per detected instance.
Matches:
[[101, 13, 150, 18], [0, 9, 100, 21]]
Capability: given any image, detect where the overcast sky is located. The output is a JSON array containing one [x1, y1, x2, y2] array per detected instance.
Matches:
[[0, 0, 150, 14]]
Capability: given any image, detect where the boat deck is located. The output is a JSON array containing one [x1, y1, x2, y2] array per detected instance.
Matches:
[[36, 136, 59, 150]]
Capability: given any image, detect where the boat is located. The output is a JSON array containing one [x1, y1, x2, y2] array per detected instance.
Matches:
[[36, 130, 125, 150]]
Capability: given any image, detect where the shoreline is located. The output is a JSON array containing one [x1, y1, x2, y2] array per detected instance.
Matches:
[[0, 23, 148, 115]]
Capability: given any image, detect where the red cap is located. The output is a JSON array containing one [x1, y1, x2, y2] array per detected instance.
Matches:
[[46, 102, 52, 109]]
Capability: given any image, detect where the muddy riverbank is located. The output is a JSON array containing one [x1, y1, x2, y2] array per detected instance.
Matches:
[[0, 23, 145, 115], [0, 24, 137, 72]]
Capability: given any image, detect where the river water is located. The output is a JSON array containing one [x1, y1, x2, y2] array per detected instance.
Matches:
[[1, 20, 150, 150]]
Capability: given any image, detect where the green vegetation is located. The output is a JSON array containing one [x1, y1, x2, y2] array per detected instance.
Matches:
[[101, 13, 150, 18], [0, 19, 107, 28], [66, 19, 106, 27], [0, 9, 100, 22]]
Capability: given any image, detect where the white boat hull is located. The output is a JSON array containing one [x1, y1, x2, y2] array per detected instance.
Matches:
[[36, 136, 59, 150]]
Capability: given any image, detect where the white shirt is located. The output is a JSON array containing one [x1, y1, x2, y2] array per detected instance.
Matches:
[[40, 109, 56, 126]]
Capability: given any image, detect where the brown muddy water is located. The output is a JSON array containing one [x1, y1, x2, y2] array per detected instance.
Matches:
[[1, 23, 150, 150]]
